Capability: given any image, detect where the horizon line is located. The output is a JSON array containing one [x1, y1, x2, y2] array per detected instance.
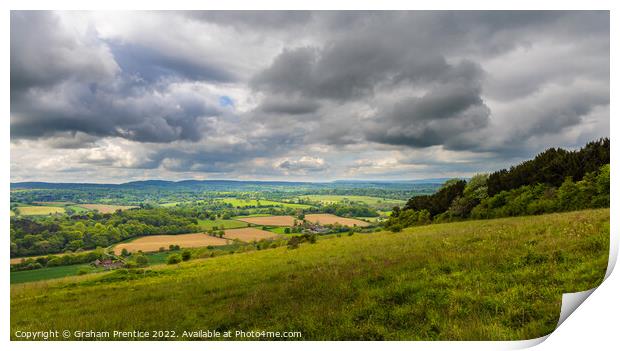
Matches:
[[10, 177, 458, 186]]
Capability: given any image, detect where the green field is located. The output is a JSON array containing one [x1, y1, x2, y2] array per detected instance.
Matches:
[[297, 195, 405, 207], [16, 206, 66, 216], [11, 251, 173, 284], [160, 202, 183, 207], [66, 205, 89, 214], [11, 264, 102, 284], [219, 198, 312, 209], [197, 218, 248, 230], [10, 209, 609, 340], [263, 226, 290, 234]]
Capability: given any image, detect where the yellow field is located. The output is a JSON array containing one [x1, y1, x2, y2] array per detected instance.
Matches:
[[224, 227, 279, 242], [237, 215, 297, 226], [304, 214, 370, 227], [17, 206, 65, 216], [113, 233, 229, 254], [79, 204, 138, 214]]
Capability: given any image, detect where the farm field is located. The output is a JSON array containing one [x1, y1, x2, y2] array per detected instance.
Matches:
[[305, 213, 370, 227], [33, 201, 74, 205], [356, 217, 385, 223], [197, 218, 248, 230], [16, 206, 65, 216], [11, 251, 176, 284], [113, 233, 229, 254], [79, 204, 138, 213], [10, 209, 609, 340], [264, 226, 289, 234], [66, 205, 89, 213], [219, 198, 312, 209], [237, 215, 297, 227], [296, 195, 405, 206], [223, 227, 278, 242], [11, 264, 103, 284]]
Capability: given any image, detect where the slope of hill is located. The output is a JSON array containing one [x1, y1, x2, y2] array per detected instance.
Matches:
[[11, 209, 609, 341]]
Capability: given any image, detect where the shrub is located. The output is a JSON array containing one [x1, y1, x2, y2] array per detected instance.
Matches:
[[77, 267, 90, 275], [167, 254, 182, 264], [181, 250, 191, 261], [159, 247, 165, 252], [284, 227, 291, 234], [287, 236, 301, 249], [135, 255, 149, 267], [390, 225, 402, 233], [121, 248, 130, 257]]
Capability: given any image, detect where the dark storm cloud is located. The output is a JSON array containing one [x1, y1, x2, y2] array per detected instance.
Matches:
[[259, 96, 320, 115], [10, 11, 227, 144], [10, 11, 610, 182], [10, 11, 117, 93], [365, 79, 490, 148], [11, 79, 222, 143]]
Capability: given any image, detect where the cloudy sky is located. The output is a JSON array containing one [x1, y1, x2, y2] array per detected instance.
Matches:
[[10, 11, 609, 183]]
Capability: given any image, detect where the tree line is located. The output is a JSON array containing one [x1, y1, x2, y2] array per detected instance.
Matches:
[[386, 139, 610, 231], [11, 208, 202, 257]]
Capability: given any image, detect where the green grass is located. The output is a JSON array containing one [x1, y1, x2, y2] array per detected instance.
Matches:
[[160, 202, 183, 207], [197, 218, 248, 230], [11, 264, 103, 284], [66, 205, 89, 213], [12, 251, 181, 284], [263, 226, 290, 234], [219, 198, 312, 209], [10, 209, 609, 340], [356, 216, 385, 223]]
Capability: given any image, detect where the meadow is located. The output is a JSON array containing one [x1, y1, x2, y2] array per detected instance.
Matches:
[[237, 215, 297, 226], [197, 218, 248, 230], [11, 264, 102, 284], [10, 209, 609, 340]]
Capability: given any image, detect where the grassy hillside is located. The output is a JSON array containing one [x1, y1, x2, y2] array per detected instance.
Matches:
[[10, 209, 609, 340]]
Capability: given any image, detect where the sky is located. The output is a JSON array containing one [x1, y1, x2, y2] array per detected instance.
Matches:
[[10, 11, 610, 183]]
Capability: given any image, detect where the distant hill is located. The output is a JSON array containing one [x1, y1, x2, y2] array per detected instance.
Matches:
[[11, 178, 449, 190]]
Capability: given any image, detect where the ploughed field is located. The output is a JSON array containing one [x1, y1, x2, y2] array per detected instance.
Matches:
[[304, 213, 370, 227], [10, 209, 609, 340], [113, 233, 229, 254], [237, 215, 297, 227], [223, 227, 279, 242]]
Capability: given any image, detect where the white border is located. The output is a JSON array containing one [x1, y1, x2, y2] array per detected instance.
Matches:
[[2, 2, 616, 351]]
